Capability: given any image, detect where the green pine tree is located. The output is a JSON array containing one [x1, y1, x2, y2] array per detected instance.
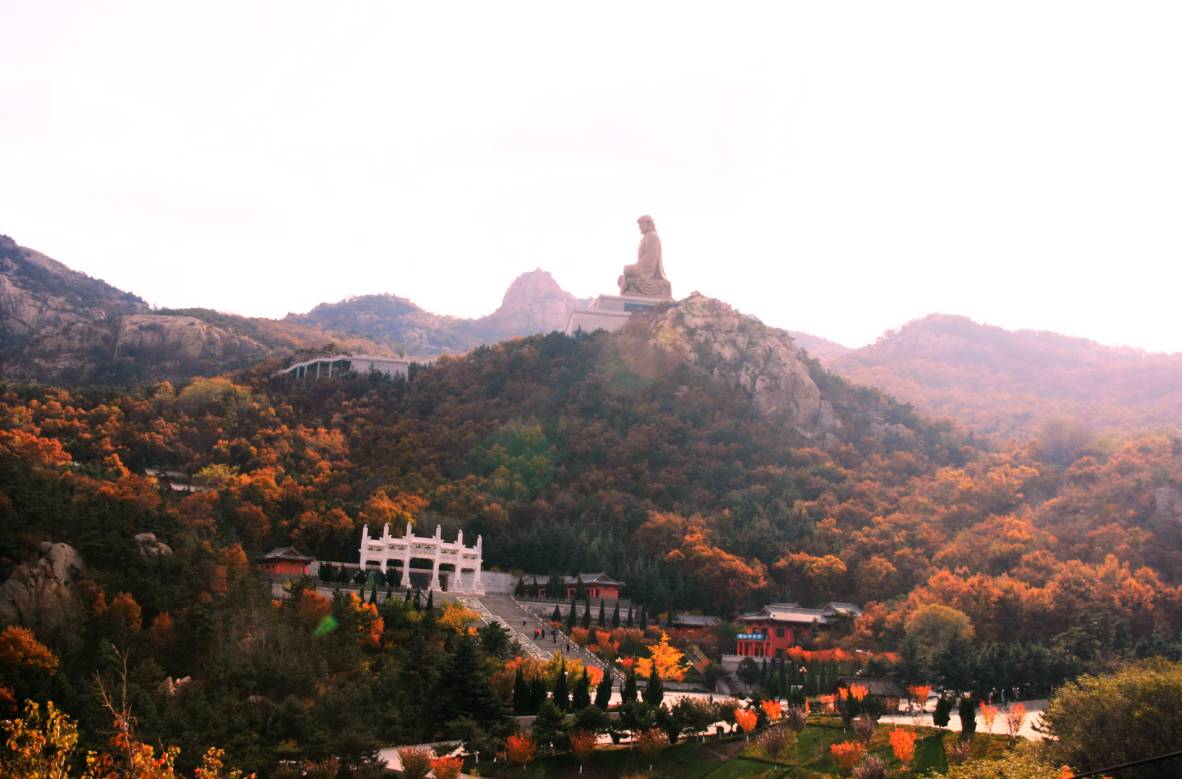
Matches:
[[553, 654, 570, 710], [532, 700, 568, 753], [626, 607, 634, 628], [594, 671, 613, 709], [529, 674, 548, 713], [639, 606, 648, 631], [434, 634, 504, 729], [597, 599, 606, 627], [551, 604, 562, 622], [622, 666, 639, 704], [512, 666, 530, 715], [611, 601, 620, 628], [572, 669, 592, 710], [566, 598, 578, 632], [581, 601, 592, 630], [643, 665, 664, 707]]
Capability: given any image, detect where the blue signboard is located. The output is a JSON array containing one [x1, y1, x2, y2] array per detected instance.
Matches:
[[736, 633, 766, 640]]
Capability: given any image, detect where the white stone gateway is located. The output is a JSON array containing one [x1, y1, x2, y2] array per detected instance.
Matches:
[[358, 522, 484, 594]]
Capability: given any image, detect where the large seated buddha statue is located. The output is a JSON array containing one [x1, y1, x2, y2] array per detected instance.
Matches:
[[618, 214, 673, 299]]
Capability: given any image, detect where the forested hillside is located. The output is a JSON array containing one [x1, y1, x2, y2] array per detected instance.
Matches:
[[818, 314, 1182, 440], [4, 297, 1182, 772]]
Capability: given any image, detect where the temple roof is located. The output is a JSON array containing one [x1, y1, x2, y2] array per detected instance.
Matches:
[[739, 601, 862, 625], [259, 546, 314, 563]]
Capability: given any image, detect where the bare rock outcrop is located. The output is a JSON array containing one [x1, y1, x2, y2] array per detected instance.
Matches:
[[0, 542, 85, 634], [134, 532, 174, 557], [115, 314, 267, 363], [637, 293, 839, 436]]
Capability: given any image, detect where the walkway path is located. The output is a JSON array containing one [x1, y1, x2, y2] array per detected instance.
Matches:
[[462, 594, 606, 670], [879, 698, 1048, 741]]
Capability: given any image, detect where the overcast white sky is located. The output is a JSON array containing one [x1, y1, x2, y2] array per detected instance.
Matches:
[[2, 2, 1180, 351]]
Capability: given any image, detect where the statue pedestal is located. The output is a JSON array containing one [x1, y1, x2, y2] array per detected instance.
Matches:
[[564, 294, 672, 336]]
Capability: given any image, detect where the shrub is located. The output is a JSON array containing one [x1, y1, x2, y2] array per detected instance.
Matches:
[[753, 725, 795, 761], [506, 733, 536, 767], [784, 704, 808, 733], [396, 748, 433, 779], [830, 740, 867, 773], [888, 728, 917, 765], [852, 755, 886, 779], [852, 714, 876, 743], [430, 755, 463, 779]]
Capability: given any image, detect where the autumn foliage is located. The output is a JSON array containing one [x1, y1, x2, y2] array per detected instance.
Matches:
[[829, 740, 866, 773], [888, 728, 917, 765], [506, 734, 536, 767]]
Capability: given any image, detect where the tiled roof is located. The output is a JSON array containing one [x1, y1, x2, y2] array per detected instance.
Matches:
[[563, 572, 625, 586], [260, 546, 313, 562], [672, 615, 722, 628], [739, 601, 863, 625]]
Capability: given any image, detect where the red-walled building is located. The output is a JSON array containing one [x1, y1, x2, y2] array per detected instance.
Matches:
[[256, 547, 314, 577], [734, 602, 862, 658], [669, 614, 723, 641], [521, 572, 626, 601]]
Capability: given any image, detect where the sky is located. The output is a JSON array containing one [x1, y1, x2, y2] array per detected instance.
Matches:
[[2, 2, 1181, 352]]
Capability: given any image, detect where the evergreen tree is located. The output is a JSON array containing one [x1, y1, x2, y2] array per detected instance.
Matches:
[[514, 577, 526, 597], [553, 655, 570, 710], [404, 588, 412, 605], [581, 601, 592, 630], [594, 672, 613, 710], [626, 608, 634, 628], [611, 601, 620, 628], [639, 606, 648, 631], [572, 669, 592, 710], [319, 562, 334, 582], [643, 665, 664, 707], [529, 674, 548, 713], [566, 598, 578, 632], [597, 599, 606, 628], [532, 700, 568, 753], [622, 667, 639, 704], [551, 604, 562, 623], [512, 666, 530, 715], [425, 589, 434, 612], [434, 635, 504, 729], [958, 697, 978, 741], [933, 694, 953, 728], [368, 580, 378, 605]]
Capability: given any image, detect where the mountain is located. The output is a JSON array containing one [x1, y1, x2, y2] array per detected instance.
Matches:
[[0, 234, 386, 384], [287, 269, 590, 354], [824, 314, 1182, 440]]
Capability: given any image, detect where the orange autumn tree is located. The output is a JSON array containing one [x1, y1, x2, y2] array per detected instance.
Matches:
[[980, 703, 998, 733], [889, 728, 917, 765], [734, 708, 758, 736], [506, 734, 536, 768], [1006, 703, 1028, 737], [633, 632, 687, 682], [907, 685, 932, 713], [0, 626, 60, 677], [830, 741, 866, 773], [760, 699, 782, 723], [429, 755, 463, 779], [568, 730, 597, 770]]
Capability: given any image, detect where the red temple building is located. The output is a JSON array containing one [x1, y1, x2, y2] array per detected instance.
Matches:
[[256, 547, 314, 577], [733, 602, 862, 658], [521, 572, 626, 601]]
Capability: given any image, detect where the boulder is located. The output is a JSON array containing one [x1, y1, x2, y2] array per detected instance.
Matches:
[[134, 532, 174, 557], [0, 542, 85, 634]]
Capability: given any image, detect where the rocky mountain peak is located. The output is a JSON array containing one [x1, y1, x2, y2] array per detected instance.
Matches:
[[629, 293, 839, 436], [476, 269, 589, 339]]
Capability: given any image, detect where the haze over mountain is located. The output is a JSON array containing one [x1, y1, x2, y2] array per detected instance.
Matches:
[[286, 269, 590, 356], [4, 232, 1180, 441], [805, 315, 1182, 440]]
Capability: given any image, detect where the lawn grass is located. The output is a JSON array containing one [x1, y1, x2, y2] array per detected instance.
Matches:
[[473, 720, 1012, 777]]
